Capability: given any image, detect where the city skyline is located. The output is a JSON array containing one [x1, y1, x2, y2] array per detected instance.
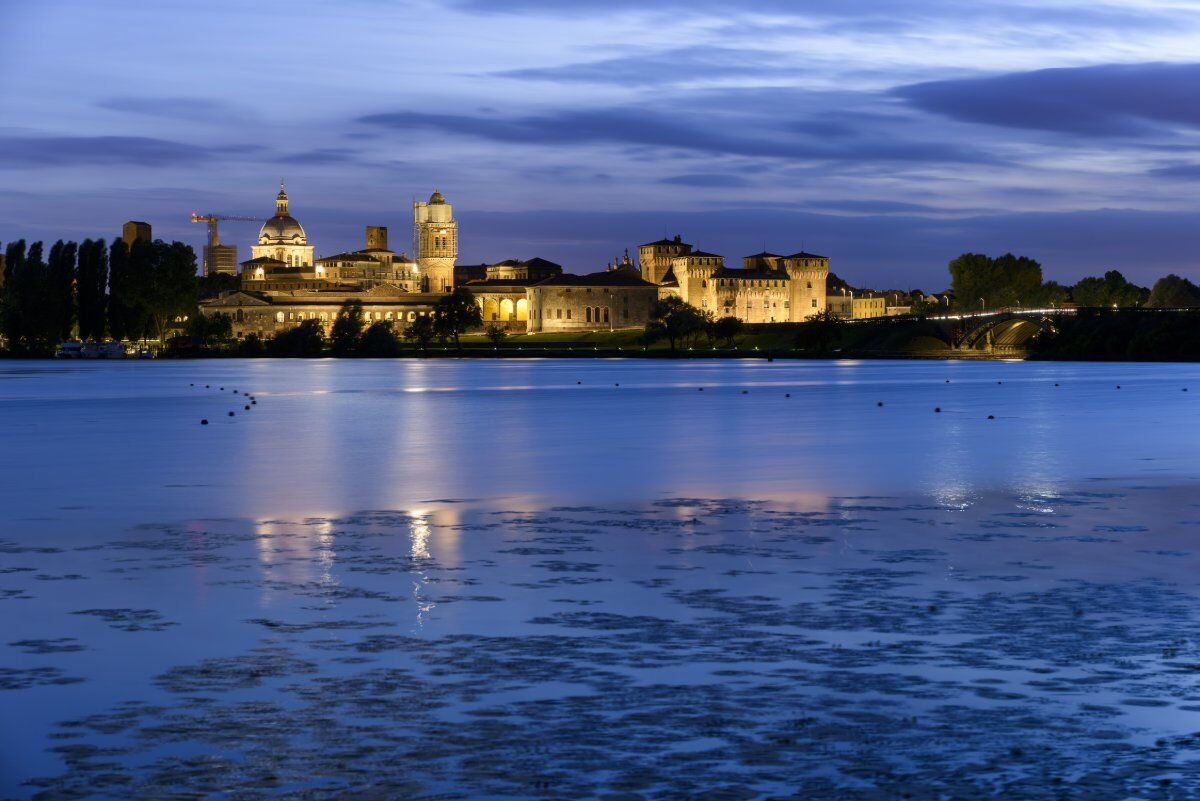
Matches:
[[3, 1, 1200, 288]]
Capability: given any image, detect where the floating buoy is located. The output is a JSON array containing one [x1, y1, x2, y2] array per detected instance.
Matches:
[[935, 407, 941, 413], [877, 401, 883, 407], [577, 381, 581, 385], [251, 400, 256, 405], [615, 383, 620, 387], [987, 415, 995, 420], [1116, 385, 1121, 389], [205, 384, 210, 388], [698, 387, 704, 391], [219, 387, 225, 391], [1054, 383, 1059, 387], [785, 393, 791, 398], [244, 405, 250, 411], [742, 390, 748, 395], [997, 381, 1002, 385], [945, 380, 950, 383], [228, 411, 235, 417], [200, 419, 208, 425]]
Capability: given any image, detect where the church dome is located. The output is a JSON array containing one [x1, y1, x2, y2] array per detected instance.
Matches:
[[429, 190, 445, 204], [258, 215, 306, 244], [259, 182, 307, 244]]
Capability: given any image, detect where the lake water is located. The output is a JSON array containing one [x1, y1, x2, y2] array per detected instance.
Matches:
[[3, 358, 1200, 799]]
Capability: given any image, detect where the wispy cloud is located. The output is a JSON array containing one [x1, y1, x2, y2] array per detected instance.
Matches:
[[96, 96, 239, 121], [894, 62, 1200, 136], [357, 107, 998, 165], [0, 135, 255, 168]]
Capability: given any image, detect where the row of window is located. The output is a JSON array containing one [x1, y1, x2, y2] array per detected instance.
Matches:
[[526, 307, 629, 322], [705, 279, 815, 289], [265, 309, 429, 324]]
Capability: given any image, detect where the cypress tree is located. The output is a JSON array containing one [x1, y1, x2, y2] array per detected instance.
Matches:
[[13, 242, 52, 354], [77, 239, 110, 341], [107, 239, 131, 341], [0, 240, 24, 351], [77, 240, 95, 340], [47, 240, 77, 342], [94, 239, 109, 340]]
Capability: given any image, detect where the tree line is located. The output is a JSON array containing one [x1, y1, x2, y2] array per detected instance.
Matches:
[[1, 238, 198, 356], [945, 253, 1199, 312]]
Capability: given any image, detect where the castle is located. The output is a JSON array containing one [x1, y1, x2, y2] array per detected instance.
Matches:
[[200, 186, 830, 339]]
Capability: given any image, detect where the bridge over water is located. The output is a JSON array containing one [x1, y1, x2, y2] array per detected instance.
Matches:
[[933, 308, 1076, 355]]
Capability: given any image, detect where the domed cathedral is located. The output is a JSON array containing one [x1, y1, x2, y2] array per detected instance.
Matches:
[[250, 182, 314, 268], [412, 190, 457, 293]]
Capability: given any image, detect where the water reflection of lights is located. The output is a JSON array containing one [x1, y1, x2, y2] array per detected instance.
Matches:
[[253, 517, 340, 606], [409, 510, 435, 627]]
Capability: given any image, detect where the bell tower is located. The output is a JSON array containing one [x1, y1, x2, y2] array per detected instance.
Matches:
[[413, 190, 457, 293], [276, 180, 289, 216]]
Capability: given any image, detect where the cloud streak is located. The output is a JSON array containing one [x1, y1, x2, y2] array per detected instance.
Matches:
[[895, 62, 1200, 136], [0, 136, 254, 169], [357, 107, 998, 165]]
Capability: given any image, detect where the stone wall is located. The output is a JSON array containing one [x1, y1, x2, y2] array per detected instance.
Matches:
[[528, 284, 658, 332]]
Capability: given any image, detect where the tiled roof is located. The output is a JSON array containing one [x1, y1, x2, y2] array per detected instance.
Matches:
[[536, 270, 656, 287], [713, 266, 789, 280]]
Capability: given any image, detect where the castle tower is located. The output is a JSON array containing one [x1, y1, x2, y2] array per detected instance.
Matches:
[[781, 251, 830, 321], [413, 190, 457, 293], [638, 235, 691, 285]]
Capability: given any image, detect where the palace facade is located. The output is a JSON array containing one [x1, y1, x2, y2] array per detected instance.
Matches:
[[199, 186, 831, 340]]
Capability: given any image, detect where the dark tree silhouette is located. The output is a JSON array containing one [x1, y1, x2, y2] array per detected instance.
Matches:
[[107, 239, 134, 341], [484, 323, 507, 346], [360, 321, 403, 357], [268, 319, 325, 357], [794, 309, 843, 354], [1147, 275, 1200, 309], [644, 296, 706, 352], [710, 315, 743, 347], [434, 287, 483, 353], [47, 240, 78, 342], [330, 299, 365, 356], [76, 239, 109, 341], [404, 315, 437, 355]]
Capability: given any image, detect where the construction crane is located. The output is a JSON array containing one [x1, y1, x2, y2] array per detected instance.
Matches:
[[190, 212, 264, 250], [190, 212, 265, 276]]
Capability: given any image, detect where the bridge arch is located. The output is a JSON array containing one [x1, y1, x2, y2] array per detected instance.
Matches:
[[957, 313, 1059, 351]]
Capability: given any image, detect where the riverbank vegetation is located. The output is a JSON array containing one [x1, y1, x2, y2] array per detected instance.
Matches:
[[1029, 309, 1200, 361]]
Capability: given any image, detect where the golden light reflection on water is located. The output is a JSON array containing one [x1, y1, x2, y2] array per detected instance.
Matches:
[[253, 516, 339, 607], [409, 509, 435, 627]]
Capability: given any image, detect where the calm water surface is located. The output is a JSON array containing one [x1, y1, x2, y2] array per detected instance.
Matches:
[[2, 359, 1200, 799]]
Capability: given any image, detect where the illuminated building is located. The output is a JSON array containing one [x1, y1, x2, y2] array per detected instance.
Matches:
[[648, 236, 830, 323]]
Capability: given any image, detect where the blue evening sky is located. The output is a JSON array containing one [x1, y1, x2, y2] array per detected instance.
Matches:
[[2, 0, 1199, 289]]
